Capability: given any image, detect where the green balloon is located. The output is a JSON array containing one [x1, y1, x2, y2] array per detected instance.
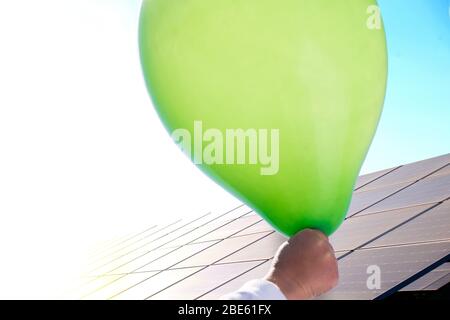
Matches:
[[139, 0, 387, 236]]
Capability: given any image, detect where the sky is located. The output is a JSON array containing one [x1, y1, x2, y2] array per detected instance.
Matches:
[[366, 0, 450, 171], [0, 0, 448, 298]]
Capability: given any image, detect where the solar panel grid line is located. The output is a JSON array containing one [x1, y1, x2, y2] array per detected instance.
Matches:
[[401, 263, 450, 291], [87, 208, 245, 275], [433, 164, 450, 177], [134, 233, 275, 300], [145, 260, 271, 300], [99, 208, 255, 275], [229, 230, 275, 240], [165, 231, 275, 270], [361, 200, 450, 249], [354, 166, 402, 191], [358, 239, 450, 251], [104, 212, 211, 255], [87, 219, 194, 274], [87, 218, 184, 268], [89, 202, 442, 298], [344, 202, 436, 221], [135, 241, 221, 273], [212, 232, 287, 265], [150, 205, 251, 248], [90, 224, 159, 257], [348, 181, 420, 218], [212, 259, 273, 267], [83, 214, 217, 290], [230, 219, 274, 236], [107, 234, 272, 300], [424, 273, 450, 290], [319, 242, 450, 300], [88, 232, 139, 258], [148, 261, 270, 300], [334, 203, 439, 252], [213, 249, 351, 265], [90, 220, 183, 260], [357, 154, 450, 192], [199, 260, 273, 300], [347, 162, 449, 219], [194, 259, 270, 300], [196, 253, 353, 300], [82, 155, 450, 300], [189, 227, 269, 248], [157, 209, 256, 248], [359, 172, 450, 216], [346, 182, 412, 218], [335, 202, 443, 253], [348, 166, 445, 218], [82, 264, 164, 299], [374, 252, 450, 300], [141, 268, 214, 300], [88, 233, 146, 262], [336, 251, 353, 260], [78, 274, 125, 298], [190, 215, 264, 243], [94, 268, 202, 300], [90, 205, 246, 266], [83, 211, 266, 297]]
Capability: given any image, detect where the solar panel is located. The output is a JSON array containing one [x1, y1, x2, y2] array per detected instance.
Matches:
[[424, 273, 450, 290], [150, 261, 266, 300], [81, 274, 125, 298], [433, 164, 450, 177], [354, 166, 400, 190], [85, 272, 158, 300], [217, 232, 287, 264], [198, 260, 272, 300], [357, 153, 450, 192], [88, 219, 182, 268], [173, 233, 272, 269], [111, 267, 203, 300], [137, 241, 220, 272], [363, 200, 450, 248], [318, 242, 450, 300], [346, 181, 411, 217], [159, 206, 252, 248], [96, 246, 175, 275], [232, 218, 275, 236], [191, 214, 262, 243], [401, 263, 450, 291], [81, 153, 450, 300], [358, 172, 450, 216], [89, 207, 252, 275], [330, 203, 437, 251]]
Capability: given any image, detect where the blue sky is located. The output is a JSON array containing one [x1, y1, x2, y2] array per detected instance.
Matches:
[[363, 0, 450, 172]]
